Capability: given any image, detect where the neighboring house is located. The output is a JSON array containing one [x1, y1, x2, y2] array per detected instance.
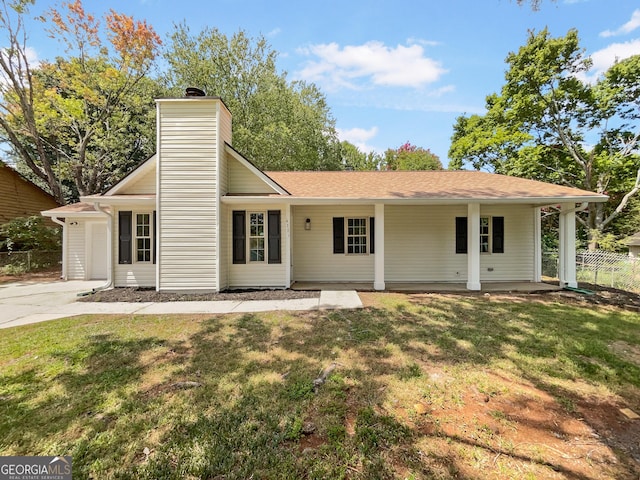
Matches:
[[624, 232, 640, 258], [42, 93, 608, 289], [1, 161, 60, 226]]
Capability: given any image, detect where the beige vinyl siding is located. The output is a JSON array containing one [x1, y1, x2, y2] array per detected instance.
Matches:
[[479, 205, 534, 281], [157, 100, 218, 291], [119, 167, 156, 194], [228, 158, 277, 194], [385, 205, 468, 282], [292, 205, 374, 282], [113, 206, 155, 288], [228, 204, 287, 288], [218, 203, 230, 289], [66, 220, 86, 280], [219, 103, 232, 146], [217, 110, 230, 286], [385, 204, 535, 283], [218, 106, 231, 196]]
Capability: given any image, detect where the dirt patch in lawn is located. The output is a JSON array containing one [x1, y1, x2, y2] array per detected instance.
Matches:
[[395, 373, 640, 479], [79, 287, 319, 302]]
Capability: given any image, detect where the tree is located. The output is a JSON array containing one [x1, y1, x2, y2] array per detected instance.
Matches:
[[164, 24, 342, 171], [0, 216, 60, 252], [384, 142, 442, 170], [0, 0, 162, 203], [340, 141, 382, 171], [449, 29, 640, 248], [515, 0, 556, 10]]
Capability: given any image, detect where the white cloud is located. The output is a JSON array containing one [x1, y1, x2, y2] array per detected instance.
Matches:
[[0, 46, 39, 87], [296, 40, 447, 90], [337, 126, 379, 152], [600, 9, 640, 37], [578, 38, 640, 83], [267, 28, 281, 38]]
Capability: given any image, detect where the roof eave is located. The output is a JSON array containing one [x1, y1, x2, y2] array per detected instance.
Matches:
[[222, 195, 608, 206], [80, 195, 156, 206]]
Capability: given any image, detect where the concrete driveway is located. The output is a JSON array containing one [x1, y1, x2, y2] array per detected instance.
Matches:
[[0, 280, 363, 329], [0, 280, 105, 329]]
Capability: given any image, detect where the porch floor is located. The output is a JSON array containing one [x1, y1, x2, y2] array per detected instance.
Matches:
[[291, 281, 561, 293]]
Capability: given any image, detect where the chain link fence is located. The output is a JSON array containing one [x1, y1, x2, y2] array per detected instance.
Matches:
[[543, 250, 640, 293], [0, 250, 61, 274]]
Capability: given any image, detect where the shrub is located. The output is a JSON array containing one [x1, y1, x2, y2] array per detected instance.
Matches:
[[0, 216, 61, 252]]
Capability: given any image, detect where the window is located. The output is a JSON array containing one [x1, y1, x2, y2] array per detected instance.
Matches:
[[347, 218, 367, 254], [136, 213, 151, 262], [480, 217, 490, 253], [455, 216, 504, 254], [333, 217, 374, 255], [249, 212, 265, 262], [232, 210, 281, 264]]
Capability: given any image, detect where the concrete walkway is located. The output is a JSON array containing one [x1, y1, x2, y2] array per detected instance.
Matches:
[[0, 280, 363, 329]]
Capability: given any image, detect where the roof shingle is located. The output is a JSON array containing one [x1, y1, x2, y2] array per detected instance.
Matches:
[[265, 171, 606, 200]]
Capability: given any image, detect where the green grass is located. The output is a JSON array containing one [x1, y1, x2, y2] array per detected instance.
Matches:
[[1, 294, 640, 479]]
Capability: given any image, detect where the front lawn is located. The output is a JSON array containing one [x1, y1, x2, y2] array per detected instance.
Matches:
[[1, 292, 639, 479]]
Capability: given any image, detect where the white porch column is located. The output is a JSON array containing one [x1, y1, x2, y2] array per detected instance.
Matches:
[[467, 203, 481, 290], [285, 204, 292, 288], [374, 203, 385, 291], [559, 203, 577, 288], [533, 207, 542, 282]]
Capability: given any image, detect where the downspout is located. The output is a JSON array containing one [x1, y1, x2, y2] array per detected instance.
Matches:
[[92, 202, 113, 291], [50, 216, 67, 280]]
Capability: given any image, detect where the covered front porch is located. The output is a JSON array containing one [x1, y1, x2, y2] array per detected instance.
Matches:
[[289, 201, 581, 291]]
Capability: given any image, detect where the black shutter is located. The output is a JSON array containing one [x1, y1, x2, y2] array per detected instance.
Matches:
[[333, 217, 345, 254], [492, 216, 504, 253], [232, 210, 246, 264], [152, 210, 157, 264], [268, 210, 281, 264], [369, 217, 375, 254], [119, 211, 132, 264], [455, 217, 467, 254]]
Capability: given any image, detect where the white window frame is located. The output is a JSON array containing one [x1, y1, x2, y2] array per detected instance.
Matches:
[[248, 212, 266, 262], [479, 216, 491, 254], [135, 212, 152, 263], [346, 217, 368, 255]]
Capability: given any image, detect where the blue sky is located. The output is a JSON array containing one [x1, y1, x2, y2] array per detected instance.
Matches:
[[20, 0, 640, 166]]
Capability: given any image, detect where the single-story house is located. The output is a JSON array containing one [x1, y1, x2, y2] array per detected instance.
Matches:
[[42, 93, 608, 291], [1, 161, 60, 227]]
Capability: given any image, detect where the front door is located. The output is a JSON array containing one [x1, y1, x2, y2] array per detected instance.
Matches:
[[88, 222, 108, 280]]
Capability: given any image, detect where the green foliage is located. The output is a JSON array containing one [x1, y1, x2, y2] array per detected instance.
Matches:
[[340, 141, 382, 171], [385, 141, 442, 170], [164, 25, 342, 171], [0, 0, 163, 202], [449, 28, 640, 245], [26, 58, 163, 199], [0, 216, 60, 252]]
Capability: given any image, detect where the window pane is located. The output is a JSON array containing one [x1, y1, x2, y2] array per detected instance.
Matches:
[[249, 238, 265, 262], [135, 214, 151, 263], [346, 218, 367, 254]]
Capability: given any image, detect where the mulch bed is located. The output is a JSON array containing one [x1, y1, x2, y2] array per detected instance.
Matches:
[[78, 287, 320, 303]]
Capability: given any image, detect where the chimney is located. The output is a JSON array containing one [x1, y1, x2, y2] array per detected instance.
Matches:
[[185, 87, 206, 97]]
